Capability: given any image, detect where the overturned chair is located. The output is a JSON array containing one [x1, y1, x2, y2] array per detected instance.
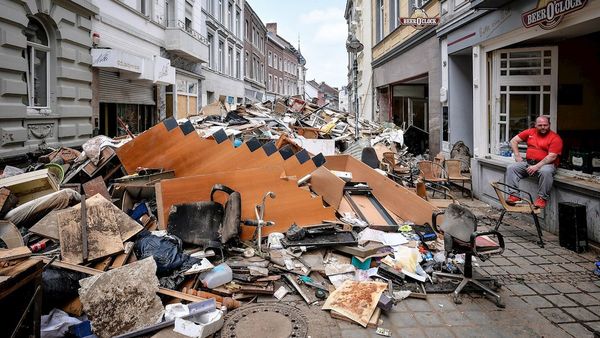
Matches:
[[432, 203, 505, 307], [491, 181, 544, 248]]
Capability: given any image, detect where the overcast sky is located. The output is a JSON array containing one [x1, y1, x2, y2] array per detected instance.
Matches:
[[247, 0, 347, 89]]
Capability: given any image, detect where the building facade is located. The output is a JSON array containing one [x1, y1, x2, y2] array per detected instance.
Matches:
[[320, 82, 340, 111], [202, 0, 245, 105], [345, 0, 374, 121], [339, 86, 349, 112], [0, 0, 98, 158], [243, 2, 266, 103], [371, 0, 442, 156], [265, 23, 303, 101], [305, 80, 320, 103]]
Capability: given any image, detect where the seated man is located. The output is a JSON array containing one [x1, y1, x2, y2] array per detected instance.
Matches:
[[506, 116, 563, 208]]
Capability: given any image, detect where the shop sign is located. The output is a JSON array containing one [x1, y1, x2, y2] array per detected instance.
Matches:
[[91, 48, 142, 73], [522, 0, 588, 30], [153, 56, 176, 85], [399, 9, 439, 30]]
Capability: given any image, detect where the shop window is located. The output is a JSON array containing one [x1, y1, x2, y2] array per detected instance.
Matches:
[[176, 76, 198, 119], [24, 17, 50, 108], [490, 47, 557, 156]]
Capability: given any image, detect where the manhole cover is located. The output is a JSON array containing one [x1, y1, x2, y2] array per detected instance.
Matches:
[[218, 303, 309, 338]]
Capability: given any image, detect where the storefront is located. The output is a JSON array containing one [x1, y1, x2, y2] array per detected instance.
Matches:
[[92, 49, 176, 136], [440, 0, 600, 241]]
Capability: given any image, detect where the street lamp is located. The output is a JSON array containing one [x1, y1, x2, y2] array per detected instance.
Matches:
[[346, 34, 363, 139]]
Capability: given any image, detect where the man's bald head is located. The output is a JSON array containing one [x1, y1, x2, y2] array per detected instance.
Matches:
[[535, 115, 550, 134]]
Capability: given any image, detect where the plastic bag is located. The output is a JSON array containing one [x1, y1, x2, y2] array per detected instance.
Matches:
[[133, 230, 200, 276], [0, 165, 24, 179], [4, 189, 81, 228]]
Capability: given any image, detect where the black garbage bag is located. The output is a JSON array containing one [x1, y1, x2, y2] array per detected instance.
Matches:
[[42, 267, 87, 313], [224, 111, 250, 126], [133, 230, 200, 277]]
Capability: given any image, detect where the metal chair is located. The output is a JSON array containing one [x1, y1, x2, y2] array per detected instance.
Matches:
[[491, 181, 544, 248], [445, 159, 473, 200], [432, 203, 505, 307], [416, 180, 457, 209]]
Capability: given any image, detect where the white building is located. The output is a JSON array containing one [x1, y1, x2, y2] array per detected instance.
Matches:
[[344, 0, 374, 120], [339, 86, 349, 112], [201, 0, 245, 105], [305, 80, 319, 103]]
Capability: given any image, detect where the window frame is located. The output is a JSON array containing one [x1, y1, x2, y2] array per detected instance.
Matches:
[[25, 18, 51, 109]]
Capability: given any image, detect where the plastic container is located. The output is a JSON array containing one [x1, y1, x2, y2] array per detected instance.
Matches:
[[202, 263, 232, 288]]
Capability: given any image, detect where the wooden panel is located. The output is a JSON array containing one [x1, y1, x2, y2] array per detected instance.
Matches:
[[157, 167, 336, 240], [325, 155, 439, 225], [310, 167, 345, 209], [189, 96, 197, 115], [177, 95, 188, 119], [29, 210, 60, 240], [0, 169, 59, 205], [82, 177, 110, 200]]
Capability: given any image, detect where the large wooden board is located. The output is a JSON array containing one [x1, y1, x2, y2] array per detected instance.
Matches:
[[29, 210, 60, 240], [322, 280, 387, 327], [157, 167, 336, 239], [325, 155, 439, 225], [57, 194, 143, 264]]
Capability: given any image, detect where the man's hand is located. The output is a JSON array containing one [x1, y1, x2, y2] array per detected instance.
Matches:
[[514, 154, 523, 162], [526, 164, 540, 175]]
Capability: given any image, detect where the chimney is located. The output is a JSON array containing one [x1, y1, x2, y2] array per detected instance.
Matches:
[[266, 23, 277, 34]]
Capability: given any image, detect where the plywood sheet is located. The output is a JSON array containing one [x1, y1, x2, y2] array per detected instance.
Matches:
[[0, 169, 59, 205], [310, 167, 345, 209], [325, 155, 439, 225], [57, 194, 142, 264], [29, 210, 60, 240], [322, 280, 387, 327], [82, 176, 110, 200], [157, 167, 336, 240]]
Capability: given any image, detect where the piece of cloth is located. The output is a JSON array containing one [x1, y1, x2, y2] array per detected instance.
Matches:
[[3, 189, 81, 228], [517, 128, 563, 166], [41, 308, 82, 338], [506, 161, 556, 200]]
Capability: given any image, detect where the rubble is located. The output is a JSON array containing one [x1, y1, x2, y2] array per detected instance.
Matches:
[[0, 96, 488, 337]]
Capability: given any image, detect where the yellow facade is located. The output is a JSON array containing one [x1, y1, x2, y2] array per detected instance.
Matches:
[[372, 0, 440, 60]]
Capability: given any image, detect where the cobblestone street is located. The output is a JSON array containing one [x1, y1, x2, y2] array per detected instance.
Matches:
[[328, 198, 600, 338]]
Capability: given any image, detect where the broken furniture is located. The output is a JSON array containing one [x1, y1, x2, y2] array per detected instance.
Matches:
[[445, 159, 473, 200], [415, 181, 457, 209], [0, 169, 60, 205], [431, 204, 505, 307], [381, 152, 410, 176], [417, 160, 448, 186], [0, 259, 44, 338], [491, 181, 544, 248], [167, 184, 241, 248], [360, 147, 380, 169], [0, 187, 18, 218]]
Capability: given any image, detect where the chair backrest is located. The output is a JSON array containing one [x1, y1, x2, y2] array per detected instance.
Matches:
[[440, 203, 477, 243], [382, 152, 396, 167], [416, 181, 428, 201], [418, 161, 446, 180], [445, 159, 462, 178], [361, 147, 380, 169]]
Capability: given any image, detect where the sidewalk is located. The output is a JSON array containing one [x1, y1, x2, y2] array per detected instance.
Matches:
[[331, 198, 600, 338]]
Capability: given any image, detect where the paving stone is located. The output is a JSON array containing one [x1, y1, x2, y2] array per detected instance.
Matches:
[[545, 294, 578, 307], [340, 329, 374, 338], [587, 306, 600, 316], [541, 264, 568, 273], [520, 241, 543, 249], [427, 295, 458, 311], [506, 257, 531, 267], [569, 255, 593, 263], [521, 295, 553, 308], [425, 327, 457, 338], [502, 266, 528, 275], [545, 255, 570, 264], [413, 312, 445, 326], [527, 283, 559, 295], [584, 321, 600, 332], [504, 284, 536, 296], [512, 248, 536, 256], [525, 256, 551, 265], [385, 311, 417, 328], [463, 310, 490, 322], [499, 249, 519, 257], [439, 311, 473, 326], [530, 248, 553, 256], [566, 293, 600, 306], [589, 293, 600, 302], [502, 295, 532, 309], [549, 247, 572, 255], [577, 282, 600, 293], [490, 257, 514, 266], [537, 308, 575, 323], [551, 282, 581, 293], [563, 307, 600, 321], [562, 263, 588, 272], [392, 327, 427, 338], [452, 326, 502, 338], [558, 323, 595, 338], [402, 298, 434, 312], [505, 242, 523, 250], [522, 264, 549, 274]]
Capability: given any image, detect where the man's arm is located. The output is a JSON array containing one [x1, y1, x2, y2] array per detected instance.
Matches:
[[526, 152, 558, 175], [510, 135, 524, 162]]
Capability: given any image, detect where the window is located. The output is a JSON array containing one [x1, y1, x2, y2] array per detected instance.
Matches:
[[228, 2, 233, 31], [185, 2, 192, 31], [279, 79, 283, 94], [389, 0, 400, 31], [235, 50, 241, 79], [376, 0, 383, 42], [165, 0, 175, 25], [245, 20, 249, 39], [244, 52, 248, 77], [268, 51, 272, 66], [218, 0, 223, 22], [273, 55, 277, 69], [24, 18, 49, 108], [454, 0, 468, 9], [491, 47, 557, 155], [228, 47, 233, 76], [207, 33, 214, 69], [268, 74, 272, 91], [176, 75, 198, 118], [140, 0, 149, 16], [410, 0, 431, 15], [235, 10, 240, 37], [274, 76, 278, 92], [218, 40, 224, 72]]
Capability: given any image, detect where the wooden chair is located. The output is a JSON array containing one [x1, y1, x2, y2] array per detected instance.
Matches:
[[382, 152, 411, 176], [416, 181, 457, 209], [418, 160, 448, 185], [445, 159, 473, 200], [491, 181, 544, 248]]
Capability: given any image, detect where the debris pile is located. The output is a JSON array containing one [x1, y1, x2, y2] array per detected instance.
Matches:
[[0, 98, 480, 337]]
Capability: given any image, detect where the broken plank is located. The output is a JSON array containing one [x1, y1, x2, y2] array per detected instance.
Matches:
[[82, 177, 111, 200], [0, 246, 31, 262], [29, 210, 60, 240]]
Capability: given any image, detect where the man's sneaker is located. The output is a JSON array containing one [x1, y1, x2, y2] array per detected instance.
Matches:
[[505, 195, 521, 205], [534, 197, 547, 209]]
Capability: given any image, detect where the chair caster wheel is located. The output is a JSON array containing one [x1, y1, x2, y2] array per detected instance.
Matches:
[[495, 299, 505, 308], [537, 241, 544, 248], [453, 295, 462, 304], [493, 280, 502, 289]]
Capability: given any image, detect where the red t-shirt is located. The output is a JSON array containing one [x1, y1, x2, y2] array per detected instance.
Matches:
[[517, 128, 563, 166]]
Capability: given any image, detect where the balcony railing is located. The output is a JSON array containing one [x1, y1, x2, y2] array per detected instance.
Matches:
[[167, 20, 208, 45]]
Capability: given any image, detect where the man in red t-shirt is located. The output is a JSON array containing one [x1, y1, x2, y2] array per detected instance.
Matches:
[[505, 116, 563, 208]]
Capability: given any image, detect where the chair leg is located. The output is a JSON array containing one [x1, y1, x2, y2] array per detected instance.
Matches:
[[471, 279, 505, 308], [494, 209, 506, 231], [532, 212, 545, 248], [469, 179, 473, 200]]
